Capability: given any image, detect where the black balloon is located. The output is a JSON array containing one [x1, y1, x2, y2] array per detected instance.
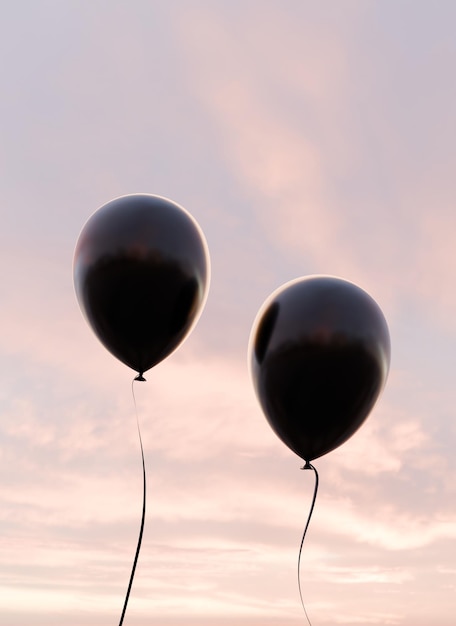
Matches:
[[74, 194, 210, 376], [249, 276, 390, 462]]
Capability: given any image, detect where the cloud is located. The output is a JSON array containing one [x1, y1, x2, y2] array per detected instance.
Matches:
[[174, 1, 456, 338]]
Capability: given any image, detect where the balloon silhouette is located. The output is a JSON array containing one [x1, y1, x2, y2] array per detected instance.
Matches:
[[74, 194, 210, 377], [249, 275, 390, 463]]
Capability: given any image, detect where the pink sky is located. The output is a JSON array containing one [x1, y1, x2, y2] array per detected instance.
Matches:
[[1, 2, 455, 625]]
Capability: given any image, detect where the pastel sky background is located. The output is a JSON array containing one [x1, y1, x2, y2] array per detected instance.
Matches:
[[1, 1, 455, 625]]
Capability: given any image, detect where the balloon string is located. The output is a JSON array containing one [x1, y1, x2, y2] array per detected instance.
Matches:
[[298, 463, 319, 626], [118, 378, 147, 626]]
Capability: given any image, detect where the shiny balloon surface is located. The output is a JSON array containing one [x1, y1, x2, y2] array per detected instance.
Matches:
[[249, 276, 390, 462], [74, 194, 210, 375]]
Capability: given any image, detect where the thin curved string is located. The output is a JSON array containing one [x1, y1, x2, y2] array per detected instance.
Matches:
[[118, 378, 147, 626], [298, 463, 319, 626]]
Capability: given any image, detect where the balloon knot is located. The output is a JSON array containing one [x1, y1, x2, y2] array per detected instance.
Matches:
[[135, 373, 146, 382], [301, 461, 312, 470]]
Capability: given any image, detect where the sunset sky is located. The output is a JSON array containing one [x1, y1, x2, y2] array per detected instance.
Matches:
[[1, 2, 455, 625]]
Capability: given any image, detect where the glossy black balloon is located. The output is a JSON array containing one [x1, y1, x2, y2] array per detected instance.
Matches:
[[74, 194, 210, 376], [249, 276, 390, 462]]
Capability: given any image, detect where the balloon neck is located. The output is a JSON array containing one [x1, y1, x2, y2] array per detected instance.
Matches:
[[301, 461, 312, 470], [135, 373, 146, 382]]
